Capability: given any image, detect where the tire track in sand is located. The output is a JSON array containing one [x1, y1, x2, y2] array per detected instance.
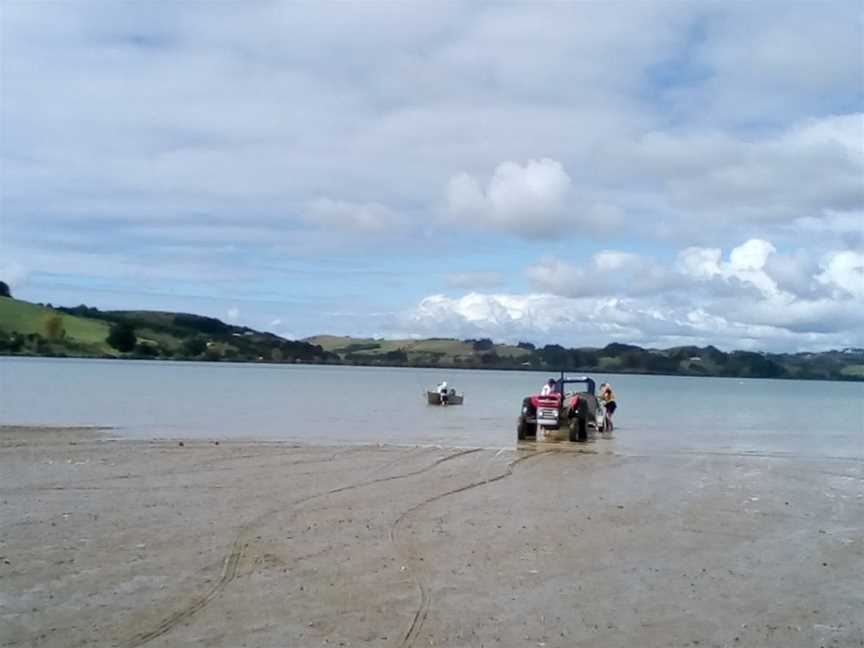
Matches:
[[125, 446, 483, 647], [391, 450, 556, 648]]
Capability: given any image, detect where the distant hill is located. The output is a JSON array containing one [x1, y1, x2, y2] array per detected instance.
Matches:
[[1, 296, 862, 380], [306, 335, 531, 364], [0, 297, 335, 363], [307, 335, 864, 381]]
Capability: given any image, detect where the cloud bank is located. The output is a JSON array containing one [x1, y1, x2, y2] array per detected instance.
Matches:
[[402, 240, 864, 351], [1, 2, 861, 350]]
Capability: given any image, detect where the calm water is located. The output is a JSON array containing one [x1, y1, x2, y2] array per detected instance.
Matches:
[[2, 357, 862, 458]]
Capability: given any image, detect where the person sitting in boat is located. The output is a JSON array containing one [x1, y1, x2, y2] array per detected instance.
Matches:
[[437, 380, 450, 406], [540, 378, 557, 396]]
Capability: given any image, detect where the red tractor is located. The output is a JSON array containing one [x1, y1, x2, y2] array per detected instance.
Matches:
[[517, 374, 604, 442]]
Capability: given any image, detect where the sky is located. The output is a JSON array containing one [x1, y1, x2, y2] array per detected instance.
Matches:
[[1, 1, 862, 352]]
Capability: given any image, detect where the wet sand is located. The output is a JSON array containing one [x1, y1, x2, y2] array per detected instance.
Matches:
[[1, 426, 862, 648]]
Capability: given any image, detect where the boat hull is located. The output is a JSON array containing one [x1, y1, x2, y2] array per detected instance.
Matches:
[[426, 391, 464, 406]]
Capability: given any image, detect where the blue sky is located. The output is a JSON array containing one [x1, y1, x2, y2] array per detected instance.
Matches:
[[1, 1, 862, 351]]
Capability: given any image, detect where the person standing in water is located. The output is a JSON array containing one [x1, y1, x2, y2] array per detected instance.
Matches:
[[437, 380, 450, 406], [599, 382, 617, 431]]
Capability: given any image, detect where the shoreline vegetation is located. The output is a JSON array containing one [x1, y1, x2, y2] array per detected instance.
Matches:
[[1, 293, 862, 381]]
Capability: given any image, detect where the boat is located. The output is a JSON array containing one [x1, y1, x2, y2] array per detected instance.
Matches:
[[426, 390, 464, 406]]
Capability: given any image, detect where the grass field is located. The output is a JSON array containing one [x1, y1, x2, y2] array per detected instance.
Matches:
[[840, 364, 864, 378], [305, 335, 531, 362], [0, 298, 111, 349]]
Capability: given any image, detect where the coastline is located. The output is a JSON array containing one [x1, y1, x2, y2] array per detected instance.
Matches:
[[2, 353, 863, 383], [2, 425, 862, 647]]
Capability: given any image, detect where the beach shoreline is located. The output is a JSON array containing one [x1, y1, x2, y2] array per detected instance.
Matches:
[[2, 426, 861, 647]]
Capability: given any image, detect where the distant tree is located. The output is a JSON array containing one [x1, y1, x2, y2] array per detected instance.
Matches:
[[472, 338, 495, 351], [271, 347, 284, 362], [540, 344, 569, 368], [727, 351, 785, 378], [24, 333, 47, 353], [43, 315, 66, 340], [8, 333, 24, 352], [384, 349, 408, 363], [133, 343, 159, 358], [517, 341, 535, 351], [173, 314, 230, 335], [107, 322, 137, 352], [602, 342, 643, 357], [182, 335, 207, 357], [0, 281, 10, 298], [480, 351, 499, 365], [702, 345, 727, 364], [204, 346, 223, 361], [61, 304, 102, 318]]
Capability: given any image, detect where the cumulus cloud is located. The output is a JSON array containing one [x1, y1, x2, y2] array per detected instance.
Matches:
[[226, 307, 240, 322], [818, 251, 864, 299], [405, 239, 864, 351], [678, 239, 778, 296], [445, 159, 574, 236]]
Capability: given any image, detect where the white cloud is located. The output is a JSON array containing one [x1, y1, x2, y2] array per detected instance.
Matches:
[[818, 251, 864, 299], [405, 239, 864, 351], [226, 307, 240, 322], [678, 239, 778, 296], [445, 159, 574, 236], [676, 247, 723, 280]]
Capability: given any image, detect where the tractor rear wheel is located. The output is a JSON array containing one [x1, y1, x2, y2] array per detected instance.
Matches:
[[569, 417, 587, 442]]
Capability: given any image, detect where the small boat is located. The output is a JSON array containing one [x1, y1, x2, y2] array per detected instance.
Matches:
[[426, 390, 464, 406]]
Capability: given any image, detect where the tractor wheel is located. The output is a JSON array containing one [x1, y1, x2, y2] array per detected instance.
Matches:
[[568, 419, 579, 442], [578, 417, 588, 442], [517, 418, 530, 440], [569, 417, 587, 442]]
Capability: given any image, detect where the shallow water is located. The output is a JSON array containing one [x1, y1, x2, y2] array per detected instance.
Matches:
[[2, 357, 862, 458]]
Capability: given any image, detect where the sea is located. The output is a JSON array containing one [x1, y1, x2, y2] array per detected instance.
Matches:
[[2, 357, 862, 459]]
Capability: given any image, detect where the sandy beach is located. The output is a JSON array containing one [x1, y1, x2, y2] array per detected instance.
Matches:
[[1, 426, 862, 648]]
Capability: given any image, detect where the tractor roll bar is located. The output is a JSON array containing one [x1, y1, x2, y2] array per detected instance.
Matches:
[[555, 371, 595, 395]]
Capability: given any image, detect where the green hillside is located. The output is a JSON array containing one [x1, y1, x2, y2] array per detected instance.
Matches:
[[306, 335, 530, 366], [0, 297, 112, 354], [0, 297, 335, 363]]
